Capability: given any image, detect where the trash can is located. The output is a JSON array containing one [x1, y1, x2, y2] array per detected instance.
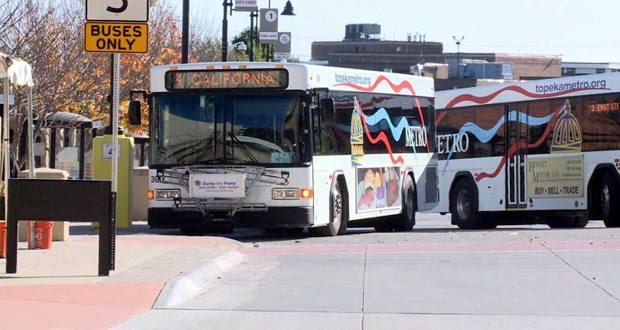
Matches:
[[18, 168, 70, 243], [0, 221, 6, 258], [33, 221, 53, 249]]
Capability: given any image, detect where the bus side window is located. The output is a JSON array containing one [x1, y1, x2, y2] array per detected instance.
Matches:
[[313, 98, 337, 155], [583, 95, 620, 151], [312, 105, 322, 153]]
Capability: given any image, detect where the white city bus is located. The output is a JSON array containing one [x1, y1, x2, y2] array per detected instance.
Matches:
[[130, 62, 437, 235], [432, 73, 620, 229]]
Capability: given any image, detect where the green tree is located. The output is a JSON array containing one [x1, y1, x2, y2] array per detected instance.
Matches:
[[232, 27, 266, 62]]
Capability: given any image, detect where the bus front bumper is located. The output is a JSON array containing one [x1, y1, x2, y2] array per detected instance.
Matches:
[[148, 206, 314, 229]]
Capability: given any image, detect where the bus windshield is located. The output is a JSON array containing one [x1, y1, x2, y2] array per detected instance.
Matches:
[[151, 93, 307, 166]]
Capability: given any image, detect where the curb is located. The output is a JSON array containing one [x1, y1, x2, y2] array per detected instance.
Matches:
[[153, 250, 245, 308]]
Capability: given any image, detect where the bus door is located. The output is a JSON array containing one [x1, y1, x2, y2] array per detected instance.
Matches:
[[505, 104, 528, 209]]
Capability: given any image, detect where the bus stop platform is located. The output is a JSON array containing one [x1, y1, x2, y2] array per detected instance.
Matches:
[[0, 224, 242, 330]]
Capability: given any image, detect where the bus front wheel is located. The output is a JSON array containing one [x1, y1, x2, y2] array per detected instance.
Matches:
[[450, 179, 494, 230], [600, 172, 620, 228], [311, 182, 344, 236]]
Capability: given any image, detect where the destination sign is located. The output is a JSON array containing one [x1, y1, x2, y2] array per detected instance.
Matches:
[[165, 69, 289, 90], [589, 102, 620, 113]]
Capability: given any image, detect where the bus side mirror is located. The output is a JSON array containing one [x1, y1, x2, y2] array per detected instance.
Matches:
[[128, 100, 142, 126]]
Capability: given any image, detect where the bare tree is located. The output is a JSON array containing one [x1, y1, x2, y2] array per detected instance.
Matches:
[[0, 0, 222, 166], [190, 9, 222, 62]]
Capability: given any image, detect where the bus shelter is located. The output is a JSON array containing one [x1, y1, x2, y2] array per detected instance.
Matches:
[[39, 111, 103, 179], [1, 53, 35, 219]]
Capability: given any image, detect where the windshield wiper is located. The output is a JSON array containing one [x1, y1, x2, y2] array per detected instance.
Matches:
[[228, 132, 258, 164]]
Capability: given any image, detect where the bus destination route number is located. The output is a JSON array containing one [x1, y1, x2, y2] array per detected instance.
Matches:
[[527, 156, 584, 199], [84, 22, 148, 54]]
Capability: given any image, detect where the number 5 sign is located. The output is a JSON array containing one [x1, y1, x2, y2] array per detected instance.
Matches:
[[86, 0, 150, 22]]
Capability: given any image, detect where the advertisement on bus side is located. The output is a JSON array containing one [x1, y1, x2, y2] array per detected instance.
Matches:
[[527, 156, 584, 198], [356, 166, 401, 211]]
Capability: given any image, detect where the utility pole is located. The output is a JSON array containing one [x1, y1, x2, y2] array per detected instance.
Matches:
[[182, 0, 190, 63], [453, 35, 464, 79], [249, 11, 258, 61], [222, 0, 233, 62]]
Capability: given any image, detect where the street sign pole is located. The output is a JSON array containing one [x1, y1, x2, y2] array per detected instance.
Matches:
[[110, 53, 120, 270], [82, 0, 155, 270]]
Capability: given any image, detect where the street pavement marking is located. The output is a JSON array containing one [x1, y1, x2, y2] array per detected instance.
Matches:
[[241, 240, 620, 255]]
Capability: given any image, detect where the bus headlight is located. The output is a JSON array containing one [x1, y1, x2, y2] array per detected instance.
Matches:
[[272, 188, 300, 200], [155, 189, 181, 200]]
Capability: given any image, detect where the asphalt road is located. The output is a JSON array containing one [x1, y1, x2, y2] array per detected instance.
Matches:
[[119, 214, 620, 330]]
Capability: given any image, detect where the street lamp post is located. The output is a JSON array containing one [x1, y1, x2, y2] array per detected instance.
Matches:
[[249, 11, 258, 61], [453, 35, 464, 79], [281, 0, 295, 15], [222, 0, 233, 62], [182, 0, 190, 63]]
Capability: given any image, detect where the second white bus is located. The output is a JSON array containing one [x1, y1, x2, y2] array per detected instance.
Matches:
[[432, 73, 620, 229]]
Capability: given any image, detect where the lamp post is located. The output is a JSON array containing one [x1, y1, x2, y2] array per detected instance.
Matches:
[[249, 11, 258, 61], [453, 35, 464, 79], [222, 0, 234, 62], [182, 0, 190, 63], [281, 0, 295, 15]]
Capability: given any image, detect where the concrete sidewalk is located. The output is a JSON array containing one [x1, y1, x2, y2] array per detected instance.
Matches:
[[0, 224, 242, 330]]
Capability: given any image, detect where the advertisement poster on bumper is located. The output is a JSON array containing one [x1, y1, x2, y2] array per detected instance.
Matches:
[[190, 174, 246, 199], [356, 167, 401, 211]]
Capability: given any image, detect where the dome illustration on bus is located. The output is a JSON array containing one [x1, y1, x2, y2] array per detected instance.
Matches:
[[551, 100, 582, 154], [351, 97, 365, 166]]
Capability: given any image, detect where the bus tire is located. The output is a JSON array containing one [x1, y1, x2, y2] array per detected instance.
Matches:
[[546, 212, 589, 229], [311, 181, 344, 236], [450, 178, 491, 230], [394, 176, 416, 232], [600, 172, 620, 227]]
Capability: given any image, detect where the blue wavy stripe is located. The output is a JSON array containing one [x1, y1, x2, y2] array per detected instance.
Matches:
[[364, 107, 421, 158], [460, 111, 553, 143], [442, 111, 554, 173], [364, 108, 411, 142]]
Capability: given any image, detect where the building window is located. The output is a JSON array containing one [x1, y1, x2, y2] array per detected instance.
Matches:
[[563, 68, 576, 76]]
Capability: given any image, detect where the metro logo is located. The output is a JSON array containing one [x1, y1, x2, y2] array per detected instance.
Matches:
[[84, 22, 148, 53]]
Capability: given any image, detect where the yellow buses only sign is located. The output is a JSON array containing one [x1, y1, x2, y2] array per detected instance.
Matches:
[[85, 22, 148, 53]]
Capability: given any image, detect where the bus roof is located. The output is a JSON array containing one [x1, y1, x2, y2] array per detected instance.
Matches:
[[436, 73, 620, 110], [151, 62, 434, 98]]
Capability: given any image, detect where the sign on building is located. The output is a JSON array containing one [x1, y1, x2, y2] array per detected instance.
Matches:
[[234, 0, 258, 12], [84, 22, 149, 54], [86, 0, 150, 22], [259, 8, 278, 45], [275, 32, 291, 59]]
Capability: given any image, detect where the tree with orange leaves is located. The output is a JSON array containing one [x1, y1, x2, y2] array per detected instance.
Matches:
[[0, 0, 222, 167]]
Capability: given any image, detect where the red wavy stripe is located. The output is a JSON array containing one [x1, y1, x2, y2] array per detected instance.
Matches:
[[338, 75, 430, 155], [446, 86, 604, 109], [360, 112, 404, 165], [435, 111, 448, 127], [474, 110, 560, 182], [335, 75, 417, 95]]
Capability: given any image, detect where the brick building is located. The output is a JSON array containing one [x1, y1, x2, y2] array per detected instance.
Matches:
[[311, 24, 563, 89], [312, 24, 444, 74]]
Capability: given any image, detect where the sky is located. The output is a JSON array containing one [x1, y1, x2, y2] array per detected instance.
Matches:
[[168, 0, 620, 62]]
